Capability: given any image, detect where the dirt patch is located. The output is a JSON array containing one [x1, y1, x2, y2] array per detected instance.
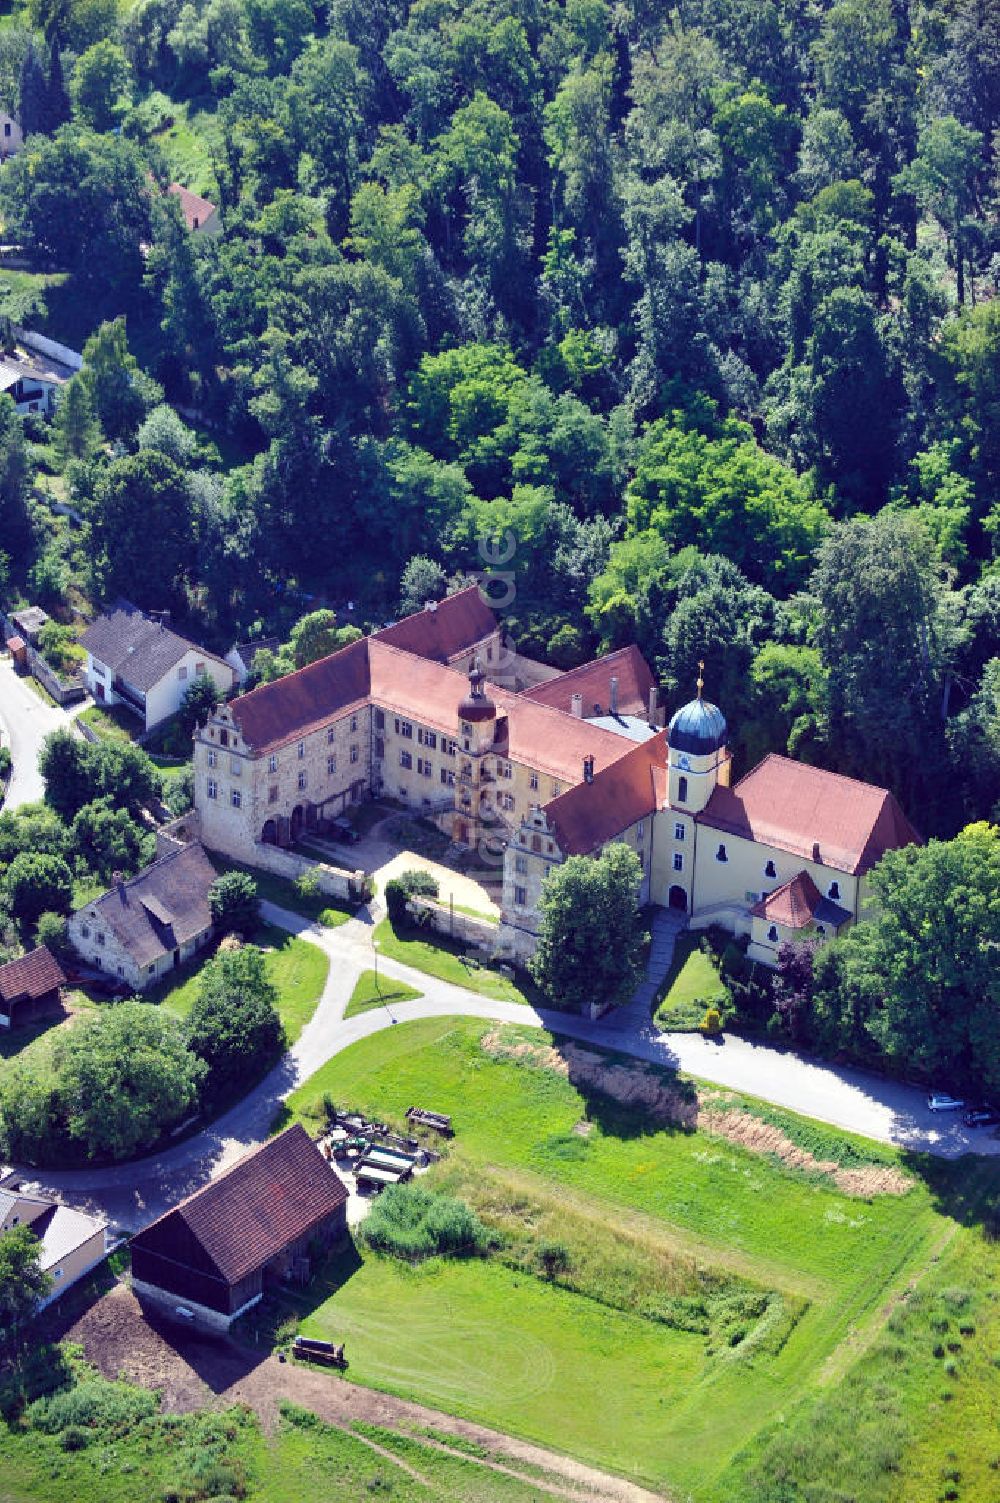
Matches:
[[65, 1284, 670, 1503], [481, 1030, 699, 1128], [481, 1028, 911, 1197], [698, 1108, 912, 1197]]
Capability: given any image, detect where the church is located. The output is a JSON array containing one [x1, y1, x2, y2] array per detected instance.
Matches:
[[190, 586, 919, 967]]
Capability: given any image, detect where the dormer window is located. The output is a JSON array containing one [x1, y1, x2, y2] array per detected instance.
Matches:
[[716, 844, 728, 862], [764, 859, 776, 879], [828, 880, 841, 901], [677, 776, 688, 803]]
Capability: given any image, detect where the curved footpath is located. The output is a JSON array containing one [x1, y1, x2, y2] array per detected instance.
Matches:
[[17, 900, 998, 1232]]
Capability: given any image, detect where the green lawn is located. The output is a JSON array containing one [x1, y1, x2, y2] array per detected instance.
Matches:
[[212, 856, 357, 929], [654, 933, 729, 1029], [153, 924, 328, 1042], [344, 968, 422, 1018], [77, 703, 140, 743], [278, 1016, 992, 1499], [373, 917, 539, 1007]]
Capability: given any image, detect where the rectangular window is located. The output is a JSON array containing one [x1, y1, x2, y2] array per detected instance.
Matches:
[[498, 760, 512, 779], [350, 714, 358, 733], [400, 749, 413, 770], [673, 852, 684, 872], [374, 709, 385, 730], [81, 923, 90, 938], [514, 854, 527, 874], [207, 779, 217, 800], [636, 822, 644, 840], [446, 739, 456, 757], [207, 749, 217, 768], [195, 661, 205, 676], [440, 767, 454, 787], [327, 755, 337, 775], [551, 781, 561, 798], [395, 718, 413, 739], [350, 744, 359, 764], [417, 757, 432, 777], [96, 932, 105, 947], [269, 785, 278, 804], [529, 772, 539, 791], [677, 775, 688, 803], [501, 792, 515, 811], [514, 885, 527, 907], [744, 890, 759, 904], [230, 756, 241, 775], [297, 770, 307, 790], [674, 821, 685, 840], [374, 738, 384, 760], [178, 665, 188, 681], [231, 789, 242, 809], [327, 726, 335, 744], [297, 740, 305, 759], [418, 728, 438, 749], [268, 753, 277, 773]]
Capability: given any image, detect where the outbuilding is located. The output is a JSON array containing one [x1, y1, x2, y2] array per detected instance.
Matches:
[[0, 946, 67, 1029], [129, 1125, 349, 1329]]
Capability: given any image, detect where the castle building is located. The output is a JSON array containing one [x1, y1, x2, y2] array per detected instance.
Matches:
[[192, 589, 919, 967]]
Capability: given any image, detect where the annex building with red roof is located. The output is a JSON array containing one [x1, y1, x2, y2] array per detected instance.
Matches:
[[191, 586, 919, 969]]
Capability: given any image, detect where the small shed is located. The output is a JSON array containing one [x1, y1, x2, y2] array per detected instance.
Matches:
[[130, 1124, 348, 1328], [6, 634, 26, 670], [0, 946, 67, 1029], [10, 606, 50, 645]]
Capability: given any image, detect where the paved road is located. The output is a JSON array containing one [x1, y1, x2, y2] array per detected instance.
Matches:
[[0, 654, 75, 809], [14, 899, 998, 1232]]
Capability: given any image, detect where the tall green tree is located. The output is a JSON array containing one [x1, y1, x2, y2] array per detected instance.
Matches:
[[531, 845, 646, 1012], [0, 1226, 52, 1345], [186, 946, 283, 1103], [91, 449, 196, 607]]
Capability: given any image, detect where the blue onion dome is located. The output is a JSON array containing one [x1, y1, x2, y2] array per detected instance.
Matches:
[[667, 696, 727, 755]]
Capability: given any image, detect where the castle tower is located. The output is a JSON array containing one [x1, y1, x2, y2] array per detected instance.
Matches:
[[666, 663, 730, 815], [454, 657, 497, 846]]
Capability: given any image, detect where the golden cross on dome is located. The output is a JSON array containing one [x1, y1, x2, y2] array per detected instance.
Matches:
[[696, 660, 705, 700]]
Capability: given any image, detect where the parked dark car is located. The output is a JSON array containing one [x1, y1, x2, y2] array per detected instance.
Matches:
[[963, 1108, 1000, 1128], [328, 818, 360, 844]]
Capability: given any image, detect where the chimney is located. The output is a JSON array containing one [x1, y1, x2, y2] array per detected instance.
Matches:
[[649, 685, 658, 726], [570, 692, 583, 718], [812, 841, 821, 862], [610, 676, 619, 716], [113, 871, 126, 900], [583, 755, 594, 784]]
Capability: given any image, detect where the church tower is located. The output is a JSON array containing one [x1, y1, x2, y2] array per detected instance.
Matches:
[[666, 664, 731, 815]]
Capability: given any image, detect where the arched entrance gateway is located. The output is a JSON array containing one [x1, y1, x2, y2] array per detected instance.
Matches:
[[290, 805, 305, 840], [261, 819, 277, 845], [668, 884, 688, 912]]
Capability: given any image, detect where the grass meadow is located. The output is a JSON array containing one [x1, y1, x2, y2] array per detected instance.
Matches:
[[278, 1016, 1000, 1500], [344, 967, 423, 1018], [373, 916, 542, 1006]]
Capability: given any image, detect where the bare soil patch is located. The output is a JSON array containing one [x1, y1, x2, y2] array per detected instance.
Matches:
[[481, 1028, 911, 1197]]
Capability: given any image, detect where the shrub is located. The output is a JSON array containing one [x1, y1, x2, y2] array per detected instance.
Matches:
[[59, 1424, 88, 1451], [384, 878, 410, 924], [5, 852, 74, 923], [35, 911, 71, 962], [28, 1376, 158, 1435], [400, 868, 439, 899], [361, 1184, 490, 1260], [536, 1240, 572, 1277], [295, 867, 321, 902]]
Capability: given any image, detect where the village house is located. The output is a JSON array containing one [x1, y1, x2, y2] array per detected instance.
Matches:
[[80, 601, 235, 732], [0, 946, 66, 1029], [0, 1175, 108, 1310], [129, 1124, 348, 1329], [190, 588, 919, 968], [0, 350, 65, 416], [66, 841, 218, 991], [0, 110, 23, 159], [167, 183, 222, 236], [225, 636, 281, 686]]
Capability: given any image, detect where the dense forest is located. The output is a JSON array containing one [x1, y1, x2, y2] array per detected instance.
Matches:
[[0, 0, 997, 833]]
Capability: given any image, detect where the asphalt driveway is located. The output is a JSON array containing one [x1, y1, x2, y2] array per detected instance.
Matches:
[[0, 653, 76, 809]]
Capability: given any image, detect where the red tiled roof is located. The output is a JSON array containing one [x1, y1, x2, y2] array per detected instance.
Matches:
[[131, 1125, 347, 1286], [369, 643, 634, 786], [230, 635, 371, 753], [698, 754, 921, 875], [750, 870, 823, 928], [168, 182, 217, 231], [375, 585, 497, 663], [0, 946, 66, 1005], [544, 731, 668, 856], [522, 645, 655, 719]]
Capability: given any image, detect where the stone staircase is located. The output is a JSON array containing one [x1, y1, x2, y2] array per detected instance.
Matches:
[[602, 907, 687, 1032]]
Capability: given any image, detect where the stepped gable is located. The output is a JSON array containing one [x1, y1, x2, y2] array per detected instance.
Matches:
[[699, 753, 921, 875], [521, 645, 655, 718], [375, 585, 497, 663], [543, 731, 669, 856], [229, 635, 372, 752]]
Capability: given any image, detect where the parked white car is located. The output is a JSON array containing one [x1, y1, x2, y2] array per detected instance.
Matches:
[[927, 1093, 965, 1113]]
